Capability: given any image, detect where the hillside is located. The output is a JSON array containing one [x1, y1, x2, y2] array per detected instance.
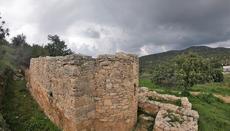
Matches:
[[140, 46, 230, 73], [0, 40, 60, 131]]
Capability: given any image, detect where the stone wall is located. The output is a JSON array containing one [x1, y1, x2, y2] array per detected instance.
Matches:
[[136, 87, 199, 131], [27, 53, 138, 131], [94, 54, 138, 131]]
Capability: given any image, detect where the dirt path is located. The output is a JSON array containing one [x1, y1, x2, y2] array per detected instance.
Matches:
[[214, 94, 230, 104], [190, 91, 200, 96], [190, 91, 230, 104]]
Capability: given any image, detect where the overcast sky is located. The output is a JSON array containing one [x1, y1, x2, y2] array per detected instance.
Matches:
[[0, 0, 230, 56]]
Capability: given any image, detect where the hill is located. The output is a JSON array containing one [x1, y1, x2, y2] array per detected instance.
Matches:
[[140, 46, 230, 73]]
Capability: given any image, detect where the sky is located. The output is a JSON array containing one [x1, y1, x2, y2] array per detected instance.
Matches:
[[0, 0, 230, 56]]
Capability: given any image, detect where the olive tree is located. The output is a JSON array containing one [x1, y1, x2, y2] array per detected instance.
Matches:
[[151, 53, 223, 90], [45, 35, 73, 56], [174, 53, 212, 90]]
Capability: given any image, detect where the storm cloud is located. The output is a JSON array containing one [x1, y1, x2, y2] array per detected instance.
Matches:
[[0, 0, 230, 56]]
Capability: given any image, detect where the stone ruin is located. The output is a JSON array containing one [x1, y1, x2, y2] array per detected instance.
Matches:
[[27, 53, 138, 131], [26, 53, 199, 131], [136, 87, 199, 131]]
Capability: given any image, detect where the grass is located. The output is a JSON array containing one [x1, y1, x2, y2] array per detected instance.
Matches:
[[139, 79, 181, 96], [148, 96, 181, 106], [140, 74, 230, 131], [191, 74, 230, 96], [189, 94, 230, 131], [140, 74, 230, 96], [2, 79, 60, 131], [0, 44, 60, 130]]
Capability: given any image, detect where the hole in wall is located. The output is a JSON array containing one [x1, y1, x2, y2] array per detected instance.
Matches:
[[134, 83, 137, 96], [48, 91, 53, 98]]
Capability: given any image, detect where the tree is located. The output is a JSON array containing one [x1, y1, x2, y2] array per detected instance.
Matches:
[[151, 61, 177, 87], [11, 34, 27, 47], [151, 53, 223, 90], [45, 35, 73, 56], [12, 34, 32, 68], [10, 34, 51, 68], [209, 58, 224, 82], [31, 44, 49, 58], [0, 14, 9, 40], [174, 53, 212, 89], [14, 45, 32, 68]]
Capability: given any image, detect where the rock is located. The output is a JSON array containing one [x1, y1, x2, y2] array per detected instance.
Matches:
[[104, 99, 112, 106], [135, 114, 154, 131]]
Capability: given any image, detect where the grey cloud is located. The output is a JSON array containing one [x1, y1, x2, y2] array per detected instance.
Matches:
[[1, 0, 230, 55], [82, 28, 100, 39]]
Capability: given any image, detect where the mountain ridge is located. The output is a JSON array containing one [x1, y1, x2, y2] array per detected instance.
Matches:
[[140, 46, 230, 73]]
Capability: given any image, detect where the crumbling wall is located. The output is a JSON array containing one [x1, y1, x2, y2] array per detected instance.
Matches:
[[27, 53, 138, 131], [137, 87, 199, 131]]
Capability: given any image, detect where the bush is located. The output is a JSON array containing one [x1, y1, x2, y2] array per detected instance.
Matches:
[[181, 90, 191, 97], [199, 93, 223, 104], [31, 45, 49, 58], [211, 70, 224, 82]]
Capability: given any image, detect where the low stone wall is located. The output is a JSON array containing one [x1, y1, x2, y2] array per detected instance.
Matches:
[[137, 87, 199, 131], [139, 87, 192, 110], [27, 53, 138, 131], [154, 110, 198, 131]]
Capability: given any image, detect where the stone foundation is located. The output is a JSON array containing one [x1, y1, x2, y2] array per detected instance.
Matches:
[[137, 87, 199, 131], [27, 53, 138, 131]]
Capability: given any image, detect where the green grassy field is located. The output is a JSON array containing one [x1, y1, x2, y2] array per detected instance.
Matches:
[[191, 74, 230, 96], [140, 74, 230, 131], [189, 94, 230, 131], [2, 79, 60, 131]]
